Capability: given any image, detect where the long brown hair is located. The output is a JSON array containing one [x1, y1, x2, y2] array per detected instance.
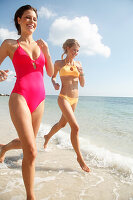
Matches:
[[14, 5, 38, 35]]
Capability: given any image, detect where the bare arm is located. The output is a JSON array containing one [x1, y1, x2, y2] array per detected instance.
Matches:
[[79, 72, 85, 87], [0, 40, 9, 82], [51, 61, 60, 90], [0, 40, 9, 65], [36, 39, 54, 77], [76, 61, 85, 87]]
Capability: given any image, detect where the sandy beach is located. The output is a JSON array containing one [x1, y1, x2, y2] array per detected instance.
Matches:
[[0, 136, 133, 200]]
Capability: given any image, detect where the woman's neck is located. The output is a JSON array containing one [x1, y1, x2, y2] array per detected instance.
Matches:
[[65, 56, 74, 65], [19, 33, 34, 44]]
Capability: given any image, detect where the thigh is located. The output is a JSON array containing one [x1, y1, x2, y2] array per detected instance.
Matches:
[[56, 114, 67, 128], [58, 101, 78, 126], [9, 94, 36, 150], [31, 100, 45, 137], [71, 102, 78, 112], [58, 96, 78, 127]]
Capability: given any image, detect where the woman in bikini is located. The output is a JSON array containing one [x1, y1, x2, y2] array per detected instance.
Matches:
[[0, 5, 54, 200], [44, 39, 90, 173]]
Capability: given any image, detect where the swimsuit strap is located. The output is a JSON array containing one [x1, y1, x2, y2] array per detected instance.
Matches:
[[17, 40, 20, 46], [17, 40, 39, 48], [65, 58, 75, 66]]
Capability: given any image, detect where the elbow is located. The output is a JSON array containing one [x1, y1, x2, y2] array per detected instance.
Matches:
[[47, 69, 54, 77], [48, 72, 53, 77], [46, 63, 54, 77]]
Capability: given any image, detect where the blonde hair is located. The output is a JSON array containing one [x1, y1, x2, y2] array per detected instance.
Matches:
[[61, 39, 80, 60]]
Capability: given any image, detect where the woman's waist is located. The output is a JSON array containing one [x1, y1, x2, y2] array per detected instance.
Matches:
[[12, 76, 45, 93], [59, 90, 79, 99], [16, 71, 43, 82], [61, 83, 78, 91], [15, 70, 43, 79]]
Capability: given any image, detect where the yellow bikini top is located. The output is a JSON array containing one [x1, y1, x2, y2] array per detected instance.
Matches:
[[59, 61, 80, 77]]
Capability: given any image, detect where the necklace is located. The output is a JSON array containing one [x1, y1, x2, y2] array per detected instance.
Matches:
[[65, 59, 74, 71]]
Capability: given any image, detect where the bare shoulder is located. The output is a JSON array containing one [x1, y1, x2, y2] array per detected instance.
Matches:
[[0, 39, 19, 60], [55, 59, 63, 65], [54, 60, 64, 69], [2, 39, 17, 45], [1, 39, 18, 49]]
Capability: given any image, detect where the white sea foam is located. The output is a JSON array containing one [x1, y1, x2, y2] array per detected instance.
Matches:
[[10, 195, 24, 200], [0, 162, 8, 169], [35, 176, 57, 191], [38, 123, 133, 184], [54, 188, 65, 198], [113, 183, 120, 200], [35, 176, 56, 184], [91, 173, 104, 186], [41, 197, 51, 200], [1, 178, 23, 194]]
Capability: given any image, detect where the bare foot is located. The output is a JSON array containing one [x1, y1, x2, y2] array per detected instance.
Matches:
[[44, 135, 49, 149], [0, 144, 5, 163], [77, 157, 90, 172]]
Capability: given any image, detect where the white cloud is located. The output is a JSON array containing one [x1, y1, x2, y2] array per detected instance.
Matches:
[[48, 16, 111, 57], [38, 7, 57, 19], [0, 28, 18, 41]]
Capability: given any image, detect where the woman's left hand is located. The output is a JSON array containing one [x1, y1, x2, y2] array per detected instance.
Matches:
[[36, 39, 49, 52], [37, 39, 54, 77]]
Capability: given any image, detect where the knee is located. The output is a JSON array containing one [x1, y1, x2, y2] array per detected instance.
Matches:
[[71, 123, 79, 133], [23, 146, 37, 163], [28, 147, 37, 162]]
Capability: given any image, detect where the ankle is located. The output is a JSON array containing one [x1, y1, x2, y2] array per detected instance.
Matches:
[[77, 156, 84, 163], [27, 194, 36, 200]]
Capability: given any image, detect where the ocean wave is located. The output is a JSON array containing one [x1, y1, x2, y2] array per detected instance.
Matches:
[[0, 162, 8, 169], [38, 123, 133, 184]]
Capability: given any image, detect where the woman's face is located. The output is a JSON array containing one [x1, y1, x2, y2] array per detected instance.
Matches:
[[18, 9, 37, 34], [67, 44, 80, 59]]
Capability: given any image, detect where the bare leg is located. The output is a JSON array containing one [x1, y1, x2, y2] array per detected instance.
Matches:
[[0, 139, 21, 162], [58, 96, 90, 173], [0, 100, 44, 163], [44, 114, 67, 149], [9, 94, 44, 200]]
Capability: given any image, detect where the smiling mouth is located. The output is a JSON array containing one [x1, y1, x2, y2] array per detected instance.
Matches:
[[27, 24, 34, 29]]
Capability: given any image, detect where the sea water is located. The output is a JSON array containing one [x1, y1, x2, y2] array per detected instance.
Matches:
[[40, 95, 133, 184], [0, 95, 133, 199]]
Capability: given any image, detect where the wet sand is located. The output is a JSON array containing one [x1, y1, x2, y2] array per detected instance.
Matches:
[[0, 136, 133, 200]]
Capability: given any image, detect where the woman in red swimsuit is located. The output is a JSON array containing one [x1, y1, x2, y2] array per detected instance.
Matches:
[[0, 5, 54, 200]]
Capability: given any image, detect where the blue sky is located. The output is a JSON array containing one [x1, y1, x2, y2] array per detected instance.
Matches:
[[0, 0, 133, 97]]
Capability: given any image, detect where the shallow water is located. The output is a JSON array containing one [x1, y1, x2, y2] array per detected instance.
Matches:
[[0, 95, 133, 199]]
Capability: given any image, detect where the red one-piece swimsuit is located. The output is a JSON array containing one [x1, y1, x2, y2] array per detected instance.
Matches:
[[11, 40, 46, 113]]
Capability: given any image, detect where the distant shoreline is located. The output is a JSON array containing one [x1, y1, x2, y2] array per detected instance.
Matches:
[[0, 94, 9, 96], [0, 94, 133, 98]]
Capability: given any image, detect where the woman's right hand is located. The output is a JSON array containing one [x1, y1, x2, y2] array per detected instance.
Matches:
[[54, 83, 60, 90], [0, 70, 9, 82]]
